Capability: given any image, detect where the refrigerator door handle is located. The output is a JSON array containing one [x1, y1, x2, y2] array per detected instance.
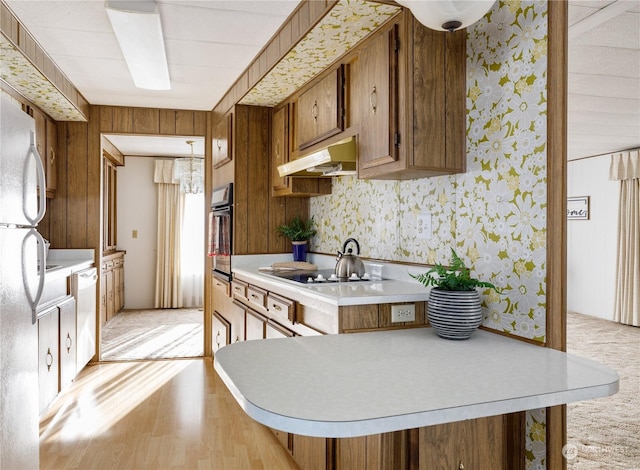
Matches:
[[25, 131, 46, 226], [23, 228, 46, 323]]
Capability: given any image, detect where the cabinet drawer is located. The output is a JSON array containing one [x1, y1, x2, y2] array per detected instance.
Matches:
[[267, 293, 295, 323], [247, 286, 267, 310], [104, 260, 114, 271], [113, 258, 123, 268], [266, 320, 295, 339], [231, 279, 248, 300], [213, 277, 231, 297]]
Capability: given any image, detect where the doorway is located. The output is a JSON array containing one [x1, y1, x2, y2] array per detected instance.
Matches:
[[100, 134, 206, 360]]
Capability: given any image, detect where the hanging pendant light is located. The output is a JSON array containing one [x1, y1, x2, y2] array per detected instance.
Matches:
[[173, 140, 204, 194], [395, 0, 496, 32]]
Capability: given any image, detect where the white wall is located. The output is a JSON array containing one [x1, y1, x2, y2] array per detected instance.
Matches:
[[567, 155, 619, 320], [116, 157, 160, 309]]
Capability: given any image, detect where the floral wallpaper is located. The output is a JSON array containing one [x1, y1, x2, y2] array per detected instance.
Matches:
[[240, 0, 399, 107], [0, 34, 86, 122], [310, 2, 548, 467]]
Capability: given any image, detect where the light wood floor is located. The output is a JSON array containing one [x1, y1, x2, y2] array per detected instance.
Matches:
[[40, 358, 299, 469]]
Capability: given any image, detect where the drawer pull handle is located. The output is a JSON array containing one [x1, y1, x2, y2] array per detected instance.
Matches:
[[312, 101, 318, 121], [271, 304, 282, 312], [234, 335, 239, 343], [216, 331, 221, 349], [370, 85, 377, 114], [459, 462, 465, 470], [251, 294, 259, 301], [46, 348, 53, 371], [50, 149, 56, 164], [66, 333, 72, 353]]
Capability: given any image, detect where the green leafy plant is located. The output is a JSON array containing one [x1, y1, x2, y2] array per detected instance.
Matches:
[[276, 216, 317, 242], [411, 248, 502, 293]]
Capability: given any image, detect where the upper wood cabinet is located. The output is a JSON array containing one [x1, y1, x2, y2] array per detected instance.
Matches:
[[213, 110, 232, 168], [356, 12, 466, 180], [296, 66, 345, 149], [355, 23, 400, 172], [30, 106, 57, 198], [271, 104, 332, 197]]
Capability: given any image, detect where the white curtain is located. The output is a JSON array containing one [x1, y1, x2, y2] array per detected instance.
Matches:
[[154, 160, 183, 308], [609, 150, 640, 326], [180, 192, 204, 307]]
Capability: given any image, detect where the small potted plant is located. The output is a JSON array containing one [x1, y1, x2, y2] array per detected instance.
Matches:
[[411, 248, 501, 340], [276, 216, 317, 262]]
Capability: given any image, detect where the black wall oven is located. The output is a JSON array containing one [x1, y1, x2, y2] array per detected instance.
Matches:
[[208, 183, 233, 281]]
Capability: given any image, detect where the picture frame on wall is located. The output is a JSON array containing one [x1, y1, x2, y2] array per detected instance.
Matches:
[[567, 196, 590, 220]]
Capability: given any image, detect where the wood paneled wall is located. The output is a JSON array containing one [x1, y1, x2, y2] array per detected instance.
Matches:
[[47, 105, 209, 252], [230, 105, 309, 255]]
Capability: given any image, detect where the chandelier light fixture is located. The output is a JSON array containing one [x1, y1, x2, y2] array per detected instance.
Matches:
[[173, 140, 204, 194], [394, 0, 496, 32]]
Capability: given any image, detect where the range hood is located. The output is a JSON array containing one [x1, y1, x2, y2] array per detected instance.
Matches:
[[277, 137, 357, 177]]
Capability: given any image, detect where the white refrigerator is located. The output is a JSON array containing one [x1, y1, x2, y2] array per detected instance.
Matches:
[[0, 94, 47, 469]]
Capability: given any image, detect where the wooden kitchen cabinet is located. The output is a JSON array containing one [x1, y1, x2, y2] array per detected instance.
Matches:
[[271, 104, 331, 197], [355, 23, 399, 172], [416, 416, 507, 470], [58, 295, 77, 392], [292, 434, 327, 470], [212, 310, 230, 354], [38, 305, 59, 413], [245, 308, 267, 341], [101, 251, 125, 326], [356, 12, 466, 180], [30, 106, 57, 198], [213, 110, 232, 168], [296, 66, 345, 150], [212, 276, 245, 345]]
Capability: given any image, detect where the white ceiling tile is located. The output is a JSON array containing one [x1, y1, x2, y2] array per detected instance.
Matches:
[[571, 11, 640, 49], [569, 73, 640, 99], [569, 44, 640, 77]]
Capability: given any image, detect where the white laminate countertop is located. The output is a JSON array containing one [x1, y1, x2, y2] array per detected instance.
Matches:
[[232, 254, 431, 306], [42, 249, 95, 282], [214, 328, 619, 438]]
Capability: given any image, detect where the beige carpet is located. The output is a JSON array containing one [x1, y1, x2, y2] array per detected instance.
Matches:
[[566, 311, 640, 469], [101, 308, 204, 361]]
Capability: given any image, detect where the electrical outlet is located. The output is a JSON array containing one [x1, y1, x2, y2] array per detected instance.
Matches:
[[417, 213, 432, 240], [391, 304, 416, 323]]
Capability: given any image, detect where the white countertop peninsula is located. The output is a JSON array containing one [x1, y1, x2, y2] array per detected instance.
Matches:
[[214, 328, 619, 438], [232, 253, 432, 307]]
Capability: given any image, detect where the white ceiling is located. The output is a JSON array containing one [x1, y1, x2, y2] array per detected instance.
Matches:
[[4, 0, 640, 160]]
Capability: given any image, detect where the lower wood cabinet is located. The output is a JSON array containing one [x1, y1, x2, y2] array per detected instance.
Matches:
[[292, 434, 327, 470], [100, 251, 125, 326], [58, 296, 77, 392], [212, 310, 230, 354], [38, 305, 59, 413], [416, 415, 508, 470]]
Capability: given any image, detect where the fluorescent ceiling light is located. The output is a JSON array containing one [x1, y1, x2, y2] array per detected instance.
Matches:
[[105, 0, 170, 90]]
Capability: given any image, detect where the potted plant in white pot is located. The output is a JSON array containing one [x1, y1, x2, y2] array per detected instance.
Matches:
[[276, 216, 317, 262], [412, 249, 501, 340]]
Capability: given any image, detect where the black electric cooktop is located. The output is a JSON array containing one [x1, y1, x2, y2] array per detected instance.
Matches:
[[265, 268, 378, 284]]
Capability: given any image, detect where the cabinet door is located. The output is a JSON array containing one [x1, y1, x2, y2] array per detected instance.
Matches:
[[212, 310, 230, 354], [213, 111, 232, 168], [271, 105, 290, 193], [99, 268, 107, 327], [292, 434, 327, 470], [45, 117, 57, 196], [114, 259, 124, 312], [58, 296, 77, 391], [105, 266, 114, 322], [38, 306, 59, 413], [357, 23, 399, 170], [297, 66, 344, 149], [418, 416, 506, 470], [245, 309, 266, 341]]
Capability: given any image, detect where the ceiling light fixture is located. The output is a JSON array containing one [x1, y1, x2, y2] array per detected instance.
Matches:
[[173, 140, 204, 194], [394, 0, 496, 32], [105, 0, 170, 90]]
